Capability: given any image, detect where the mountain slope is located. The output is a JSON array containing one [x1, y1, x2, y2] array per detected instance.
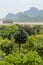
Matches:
[[2, 7, 43, 22]]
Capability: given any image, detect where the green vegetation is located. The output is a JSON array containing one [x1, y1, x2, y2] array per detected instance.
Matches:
[[0, 24, 43, 65], [14, 29, 28, 52]]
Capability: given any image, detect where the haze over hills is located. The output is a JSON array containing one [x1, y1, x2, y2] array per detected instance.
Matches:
[[1, 7, 43, 22]]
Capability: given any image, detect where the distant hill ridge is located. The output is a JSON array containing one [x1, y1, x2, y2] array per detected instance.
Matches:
[[1, 7, 43, 22]]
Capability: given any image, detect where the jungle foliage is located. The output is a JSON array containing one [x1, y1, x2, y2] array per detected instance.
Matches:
[[0, 24, 43, 65]]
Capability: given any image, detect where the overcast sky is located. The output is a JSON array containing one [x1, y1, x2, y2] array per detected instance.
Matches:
[[0, 0, 43, 18]]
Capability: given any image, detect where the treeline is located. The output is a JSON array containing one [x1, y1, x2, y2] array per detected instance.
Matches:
[[0, 24, 43, 39]]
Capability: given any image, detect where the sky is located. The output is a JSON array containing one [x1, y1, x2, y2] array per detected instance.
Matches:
[[0, 0, 43, 18]]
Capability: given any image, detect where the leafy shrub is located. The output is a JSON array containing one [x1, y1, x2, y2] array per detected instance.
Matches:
[[27, 34, 43, 59], [23, 51, 43, 65], [5, 51, 43, 65], [14, 29, 28, 52], [1, 39, 14, 55], [0, 60, 14, 65]]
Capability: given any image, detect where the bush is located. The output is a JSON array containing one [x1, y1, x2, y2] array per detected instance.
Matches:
[[1, 39, 14, 55], [0, 60, 14, 65], [27, 34, 43, 59], [23, 51, 43, 65], [5, 51, 43, 65], [14, 29, 28, 52]]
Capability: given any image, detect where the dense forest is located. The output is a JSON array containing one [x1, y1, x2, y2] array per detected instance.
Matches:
[[0, 24, 43, 65]]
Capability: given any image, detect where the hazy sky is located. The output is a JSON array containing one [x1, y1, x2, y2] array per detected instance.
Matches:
[[0, 0, 43, 18]]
